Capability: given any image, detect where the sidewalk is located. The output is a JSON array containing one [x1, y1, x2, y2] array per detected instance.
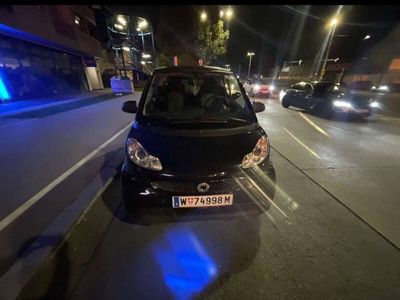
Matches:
[[0, 89, 113, 118]]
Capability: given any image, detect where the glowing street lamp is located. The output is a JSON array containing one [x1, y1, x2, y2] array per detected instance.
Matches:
[[330, 17, 338, 27], [225, 8, 233, 20], [200, 11, 207, 22], [219, 10, 224, 18], [364, 34, 371, 40], [138, 19, 148, 30], [247, 52, 255, 79], [117, 15, 127, 26], [319, 16, 340, 81], [114, 24, 124, 30]]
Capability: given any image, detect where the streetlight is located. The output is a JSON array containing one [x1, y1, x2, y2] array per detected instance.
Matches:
[[247, 52, 255, 79], [225, 8, 233, 20], [137, 18, 149, 54], [200, 11, 207, 22], [142, 53, 151, 59], [319, 16, 340, 81], [114, 24, 124, 30], [138, 19, 148, 29], [117, 15, 126, 26], [219, 10, 224, 18], [364, 34, 371, 40]]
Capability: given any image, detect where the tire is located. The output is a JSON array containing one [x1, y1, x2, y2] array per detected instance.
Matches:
[[281, 96, 290, 108], [121, 177, 140, 213]]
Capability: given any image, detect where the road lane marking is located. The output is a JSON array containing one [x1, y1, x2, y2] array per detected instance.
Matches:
[[298, 112, 330, 138], [0, 123, 132, 233], [283, 127, 321, 159]]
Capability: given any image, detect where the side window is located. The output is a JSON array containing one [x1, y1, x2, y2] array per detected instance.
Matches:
[[304, 84, 313, 93], [292, 83, 302, 90]]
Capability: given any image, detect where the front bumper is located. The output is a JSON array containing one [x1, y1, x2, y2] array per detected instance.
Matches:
[[121, 160, 275, 210], [332, 106, 372, 117]]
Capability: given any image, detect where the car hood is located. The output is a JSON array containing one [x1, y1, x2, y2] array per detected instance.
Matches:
[[127, 122, 264, 177]]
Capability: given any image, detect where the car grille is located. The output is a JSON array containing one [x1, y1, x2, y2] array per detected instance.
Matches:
[[351, 97, 371, 109], [151, 177, 248, 194]]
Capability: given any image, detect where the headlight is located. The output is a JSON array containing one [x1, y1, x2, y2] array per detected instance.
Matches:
[[126, 138, 162, 171], [241, 136, 270, 169], [279, 90, 286, 102], [378, 85, 389, 92], [269, 85, 275, 91], [370, 101, 380, 108], [253, 84, 260, 91], [333, 100, 352, 108]]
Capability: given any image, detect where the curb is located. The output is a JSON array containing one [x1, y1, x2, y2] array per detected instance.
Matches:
[[0, 91, 112, 118], [0, 152, 124, 300]]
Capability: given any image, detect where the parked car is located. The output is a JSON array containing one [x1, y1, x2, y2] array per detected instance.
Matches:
[[280, 81, 379, 118], [120, 66, 274, 212], [243, 78, 276, 98], [371, 83, 400, 93]]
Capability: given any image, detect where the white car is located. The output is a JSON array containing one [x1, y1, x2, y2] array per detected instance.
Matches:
[[243, 78, 276, 98]]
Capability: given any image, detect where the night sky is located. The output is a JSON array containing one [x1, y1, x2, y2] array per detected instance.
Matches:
[[107, 5, 400, 75]]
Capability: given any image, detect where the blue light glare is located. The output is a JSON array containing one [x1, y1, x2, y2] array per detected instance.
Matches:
[[152, 227, 218, 300], [0, 72, 11, 101]]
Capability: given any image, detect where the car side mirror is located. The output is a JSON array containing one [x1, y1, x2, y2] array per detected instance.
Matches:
[[232, 92, 241, 100], [122, 101, 137, 113], [252, 101, 265, 113]]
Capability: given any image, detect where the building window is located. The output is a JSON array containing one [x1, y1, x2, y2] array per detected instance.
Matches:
[[0, 6, 13, 13], [87, 21, 99, 41]]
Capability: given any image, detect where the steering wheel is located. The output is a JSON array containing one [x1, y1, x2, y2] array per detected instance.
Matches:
[[203, 95, 229, 108], [203, 95, 230, 112]]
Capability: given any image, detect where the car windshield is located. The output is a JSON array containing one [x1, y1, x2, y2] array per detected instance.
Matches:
[[254, 78, 272, 85], [141, 72, 254, 127], [314, 83, 344, 94]]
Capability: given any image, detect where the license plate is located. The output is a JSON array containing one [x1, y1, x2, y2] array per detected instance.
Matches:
[[172, 194, 233, 208]]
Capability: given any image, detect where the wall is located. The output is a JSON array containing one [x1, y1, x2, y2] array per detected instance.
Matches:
[[0, 5, 101, 57]]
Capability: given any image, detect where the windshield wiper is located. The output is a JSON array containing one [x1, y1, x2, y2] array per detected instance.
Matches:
[[170, 117, 249, 124]]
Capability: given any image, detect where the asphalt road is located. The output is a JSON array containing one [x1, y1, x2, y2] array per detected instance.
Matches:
[[18, 97, 400, 299], [0, 93, 139, 277]]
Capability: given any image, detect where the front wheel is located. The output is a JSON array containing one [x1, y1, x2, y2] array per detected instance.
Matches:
[[281, 96, 290, 108]]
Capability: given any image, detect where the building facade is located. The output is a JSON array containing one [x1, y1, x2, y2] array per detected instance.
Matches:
[[0, 5, 106, 102]]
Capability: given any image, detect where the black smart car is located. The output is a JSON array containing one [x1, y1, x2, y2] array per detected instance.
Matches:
[[281, 81, 379, 117], [120, 66, 274, 212]]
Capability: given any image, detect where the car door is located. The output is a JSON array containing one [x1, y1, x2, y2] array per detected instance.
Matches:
[[285, 83, 303, 107], [295, 83, 314, 109], [243, 80, 249, 94]]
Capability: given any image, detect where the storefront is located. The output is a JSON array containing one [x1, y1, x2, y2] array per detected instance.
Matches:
[[0, 33, 89, 102]]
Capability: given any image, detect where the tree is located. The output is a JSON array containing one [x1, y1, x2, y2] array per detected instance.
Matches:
[[155, 53, 174, 68], [195, 20, 229, 65]]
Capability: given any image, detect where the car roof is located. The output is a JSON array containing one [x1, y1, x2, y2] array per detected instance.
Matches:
[[153, 66, 232, 74]]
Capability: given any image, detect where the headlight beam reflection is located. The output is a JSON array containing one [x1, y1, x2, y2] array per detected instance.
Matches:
[[283, 127, 321, 159], [299, 112, 330, 138], [240, 170, 288, 218], [251, 165, 299, 212]]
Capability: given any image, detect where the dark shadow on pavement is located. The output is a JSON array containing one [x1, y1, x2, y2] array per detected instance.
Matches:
[[16, 235, 71, 300]]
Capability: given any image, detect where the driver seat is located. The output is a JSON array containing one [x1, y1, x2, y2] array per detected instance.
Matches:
[[197, 78, 226, 109]]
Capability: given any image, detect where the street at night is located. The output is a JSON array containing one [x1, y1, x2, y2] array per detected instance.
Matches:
[[1, 4, 400, 300]]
